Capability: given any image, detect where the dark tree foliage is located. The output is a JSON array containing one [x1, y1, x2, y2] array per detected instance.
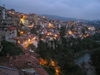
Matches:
[[0, 41, 23, 57], [91, 49, 100, 75], [28, 44, 36, 51], [36, 39, 85, 75], [17, 31, 20, 37], [82, 29, 85, 34], [36, 33, 100, 75], [60, 26, 66, 37], [36, 40, 52, 60], [30, 27, 37, 34]]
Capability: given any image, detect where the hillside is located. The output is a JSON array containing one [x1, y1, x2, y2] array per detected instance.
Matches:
[[39, 14, 90, 22]]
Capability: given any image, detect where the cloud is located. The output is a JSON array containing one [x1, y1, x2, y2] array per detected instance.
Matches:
[[0, 0, 100, 20]]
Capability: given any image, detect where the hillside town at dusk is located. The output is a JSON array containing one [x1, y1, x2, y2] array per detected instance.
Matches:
[[0, 4, 100, 75]]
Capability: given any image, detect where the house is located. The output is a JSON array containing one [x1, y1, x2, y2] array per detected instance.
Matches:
[[10, 52, 48, 75], [0, 66, 19, 75], [5, 26, 17, 43]]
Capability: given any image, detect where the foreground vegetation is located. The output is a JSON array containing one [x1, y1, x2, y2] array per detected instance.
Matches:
[[90, 48, 100, 75], [36, 32, 100, 75], [0, 41, 23, 56]]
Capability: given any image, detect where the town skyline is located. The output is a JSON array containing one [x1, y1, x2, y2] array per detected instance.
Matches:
[[0, 3, 100, 75], [0, 0, 100, 20]]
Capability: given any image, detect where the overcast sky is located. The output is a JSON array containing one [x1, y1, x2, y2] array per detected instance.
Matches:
[[0, 0, 100, 20]]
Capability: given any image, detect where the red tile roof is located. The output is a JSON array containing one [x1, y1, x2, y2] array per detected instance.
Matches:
[[8, 26, 16, 30], [0, 66, 19, 75], [31, 52, 40, 58], [13, 37, 19, 40]]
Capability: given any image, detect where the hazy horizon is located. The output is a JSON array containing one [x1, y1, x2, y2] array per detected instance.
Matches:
[[0, 0, 100, 20]]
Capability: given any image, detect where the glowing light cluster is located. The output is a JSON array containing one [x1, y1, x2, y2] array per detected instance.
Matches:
[[20, 19, 25, 25], [39, 58, 61, 75], [41, 38, 44, 41], [11, 12, 14, 14], [19, 37, 36, 49], [18, 40, 20, 43], [28, 39, 30, 42], [40, 59, 48, 65], [51, 60, 56, 66], [88, 28, 91, 30], [20, 31, 24, 35], [28, 25, 34, 28], [68, 31, 72, 34], [33, 37, 36, 40], [49, 23, 55, 28], [47, 32, 52, 36], [20, 15, 27, 25], [84, 34, 89, 38], [55, 67, 60, 75]]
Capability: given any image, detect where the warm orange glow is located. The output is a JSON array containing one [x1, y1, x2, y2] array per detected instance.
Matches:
[[47, 33, 49, 36], [20, 15, 27, 25], [18, 40, 20, 43], [25, 41, 27, 44], [86, 34, 89, 36], [47, 32, 52, 36], [49, 23, 54, 28], [54, 37, 56, 39], [51, 60, 55, 66], [40, 59, 48, 65], [20, 31, 24, 35], [55, 67, 60, 75], [49, 23, 52, 27], [20, 18, 25, 25], [23, 42, 31, 49], [88, 28, 91, 30], [23, 15, 27, 19], [84, 34, 89, 38], [28, 25, 34, 28], [42, 16, 46, 18], [11, 12, 14, 14], [41, 38, 44, 41], [28, 39, 30, 42], [46, 36, 48, 38], [52, 26, 55, 28], [39, 58, 61, 75], [55, 34, 58, 37], [33, 37, 36, 40], [68, 31, 72, 34]]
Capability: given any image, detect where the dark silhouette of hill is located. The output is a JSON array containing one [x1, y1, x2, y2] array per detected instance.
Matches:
[[39, 14, 90, 22]]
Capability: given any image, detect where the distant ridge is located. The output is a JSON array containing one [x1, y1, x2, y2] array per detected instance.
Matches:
[[39, 14, 90, 22]]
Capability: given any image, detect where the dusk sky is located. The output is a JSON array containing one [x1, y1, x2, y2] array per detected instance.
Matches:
[[0, 0, 100, 20]]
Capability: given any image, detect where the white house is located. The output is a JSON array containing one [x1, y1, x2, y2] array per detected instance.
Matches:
[[5, 26, 17, 43]]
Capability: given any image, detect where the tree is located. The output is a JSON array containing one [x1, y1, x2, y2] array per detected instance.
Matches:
[[30, 27, 37, 34], [71, 25, 74, 31], [82, 29, 85, 35], [0, 41, 23, 56], [91, 49, 100, 75], [60, 26, 66, 37], [28, 44, 36, 51]]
